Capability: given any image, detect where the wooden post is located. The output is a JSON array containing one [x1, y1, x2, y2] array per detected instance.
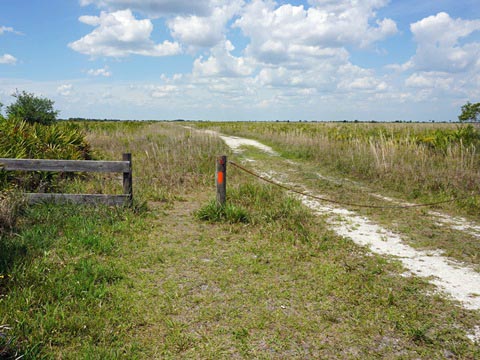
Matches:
[[216, 155, 227, 207], [123, 153, 133, 206]]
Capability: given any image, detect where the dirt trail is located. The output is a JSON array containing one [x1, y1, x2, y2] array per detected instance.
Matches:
[[209, 131, 480, 314]]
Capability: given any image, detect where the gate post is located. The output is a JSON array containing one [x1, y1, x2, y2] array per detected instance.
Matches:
[[216, 155, 227, 207], [123, 153, 133, 206]]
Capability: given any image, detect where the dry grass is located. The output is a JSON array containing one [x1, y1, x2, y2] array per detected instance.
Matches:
[[194, 122, 480, 214], [68, 121, 230, 204], [0, 190, 25, 234]]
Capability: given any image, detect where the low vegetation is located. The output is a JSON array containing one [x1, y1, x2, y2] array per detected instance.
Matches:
[[0, 118, 479, 358], [195, 121, 480, 215], [0, 92, 91, 236]]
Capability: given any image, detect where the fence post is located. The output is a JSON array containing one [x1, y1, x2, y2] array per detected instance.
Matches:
[[216, 155, 227, 207], [123, 153, 133, 206]]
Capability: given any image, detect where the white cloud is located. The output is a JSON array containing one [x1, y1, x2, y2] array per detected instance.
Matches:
[[0, 27, 20, 64], [69, 9, 181, 57], [0, 25, 22, 36], [151, 85, 178, 98], [168, 1, 243, 49], [0, 26, 15, 35], [57, 84, 73, 96], [11, 1, 477, 122], [193, 40, 253, 77], [79, 0, 213, 17], [383, 12, 480, 109], [87, 66, 112, 77], [0, 54, 17, 65], [409, 12, 480, 73], [234, 0, 397, 66]]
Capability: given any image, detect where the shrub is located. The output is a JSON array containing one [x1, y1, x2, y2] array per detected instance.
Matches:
[[459, 101, 480, 123], [0, 119, 91, 191], [5, 91, 58, 125]]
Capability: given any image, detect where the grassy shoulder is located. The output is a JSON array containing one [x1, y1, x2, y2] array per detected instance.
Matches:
[[241, 152, 480, 270], [192, 121, 480, 217], [0, 203, 149, 358], [191, 122, 480, 269]]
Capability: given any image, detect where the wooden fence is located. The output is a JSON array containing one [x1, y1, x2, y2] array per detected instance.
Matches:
[[0, 153, 132, 206]]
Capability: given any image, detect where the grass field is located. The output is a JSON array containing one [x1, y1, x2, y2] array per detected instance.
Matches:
[[1, 121, 479, 358]]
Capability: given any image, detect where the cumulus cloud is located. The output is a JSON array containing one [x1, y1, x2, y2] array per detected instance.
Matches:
[[409, 12, 480, 73], [0, 54, 17, 64], [87, 66, 112, 76], [62, 1, 480, 121], [234, 0, 397, 66], [193, 40, 253, 77], [79, 0, 213, 17], [386, 12, 480, 105], [168, 1, 243, 50], [69, 9, 181, 57]]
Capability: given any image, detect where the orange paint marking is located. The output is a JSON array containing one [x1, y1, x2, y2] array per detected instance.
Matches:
[[217, 171, 224, 184]]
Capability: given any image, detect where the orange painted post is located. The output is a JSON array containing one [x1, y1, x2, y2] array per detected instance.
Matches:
[[216, 155, 227, 207]]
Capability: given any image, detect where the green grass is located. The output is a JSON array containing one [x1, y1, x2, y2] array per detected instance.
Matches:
[[193, 121, 480, 215], [195, 200, 250, 224], [1, 121, 479, 358], [0, 203, 146, 358]]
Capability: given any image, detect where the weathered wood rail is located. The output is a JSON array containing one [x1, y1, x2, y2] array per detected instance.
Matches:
[[0, 153, 133, 206]]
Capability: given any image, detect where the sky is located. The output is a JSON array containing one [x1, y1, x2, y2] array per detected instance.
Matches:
[[0, 0, 480, 122]]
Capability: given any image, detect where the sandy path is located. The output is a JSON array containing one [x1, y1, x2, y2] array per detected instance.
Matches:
[[307, 169, 480, 239], [211, 131, 480, 313]]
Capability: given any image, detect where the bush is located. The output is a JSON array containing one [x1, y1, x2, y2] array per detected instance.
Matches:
[[459, 101, 480, 123], [0, 119, 91, 191], [0, 118, 91, 160], [5, 91, 58, 125]]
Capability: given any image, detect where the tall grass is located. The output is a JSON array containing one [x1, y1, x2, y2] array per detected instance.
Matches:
[[78, 121, 229, 203], [195, 122, 480, 213]]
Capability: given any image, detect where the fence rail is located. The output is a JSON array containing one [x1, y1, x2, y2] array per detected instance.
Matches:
[[0, 153, 133, 206], [0, 158, 130, 173]]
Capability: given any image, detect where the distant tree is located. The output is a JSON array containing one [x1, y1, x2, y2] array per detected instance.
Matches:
[[6, 90, 58, 125], [458, 101, 480, 123]]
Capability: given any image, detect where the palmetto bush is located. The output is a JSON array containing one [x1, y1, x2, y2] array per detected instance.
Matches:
[[0, 118, 91, 192]]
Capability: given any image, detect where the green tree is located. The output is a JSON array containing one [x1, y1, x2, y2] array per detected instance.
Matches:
[[458, 101, 480, 123], [6, 90, 58, 125]]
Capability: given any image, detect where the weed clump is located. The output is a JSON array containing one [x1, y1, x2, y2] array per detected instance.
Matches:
[[0, 190, 25, 234], [195, 200, 250, 224]]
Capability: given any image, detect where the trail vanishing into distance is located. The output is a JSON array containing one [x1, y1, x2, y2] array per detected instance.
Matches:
[[208, 131, 480, 319]]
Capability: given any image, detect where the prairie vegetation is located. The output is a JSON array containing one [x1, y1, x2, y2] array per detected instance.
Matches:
[[0, 120, 479, 358], [195, 121, 480, 215], [0, 92, 91, 233]]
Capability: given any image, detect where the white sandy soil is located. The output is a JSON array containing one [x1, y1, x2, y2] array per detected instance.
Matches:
[[213, 131, 480, 312]]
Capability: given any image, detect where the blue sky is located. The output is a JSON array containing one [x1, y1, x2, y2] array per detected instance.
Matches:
[[1, 0, 479, 121]]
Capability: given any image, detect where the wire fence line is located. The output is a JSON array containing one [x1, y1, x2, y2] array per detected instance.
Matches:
[[228, 160, 473, 210]]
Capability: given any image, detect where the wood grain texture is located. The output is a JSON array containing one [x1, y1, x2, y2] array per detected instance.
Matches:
[[0, 158, 130, 173]]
